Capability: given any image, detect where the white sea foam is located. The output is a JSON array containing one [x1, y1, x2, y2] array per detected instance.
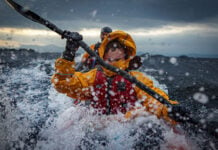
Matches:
[[0, 58, 197, 149]]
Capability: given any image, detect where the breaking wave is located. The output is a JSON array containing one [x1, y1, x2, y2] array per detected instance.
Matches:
[[0, 58, 215, 150]]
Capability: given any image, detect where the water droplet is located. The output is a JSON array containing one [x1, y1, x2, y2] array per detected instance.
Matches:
[[199, 87, 205, 92], [168, 76, 174, 81], [158, 69, 164, 75], [185, 72, 190, 76], [169, 57, 177, 65], [193, 92, 209, 104]]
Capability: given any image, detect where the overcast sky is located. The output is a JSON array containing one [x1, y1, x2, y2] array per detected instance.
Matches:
[[1, 0, 218, 57]]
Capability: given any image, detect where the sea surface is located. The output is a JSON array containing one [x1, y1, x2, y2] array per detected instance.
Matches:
[[0, 49, 217, 150]]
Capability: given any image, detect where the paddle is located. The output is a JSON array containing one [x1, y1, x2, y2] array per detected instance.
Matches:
[[5, 0, 217, 138]]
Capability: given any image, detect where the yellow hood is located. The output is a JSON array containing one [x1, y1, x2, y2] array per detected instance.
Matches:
[[98, 30, 137, 76]]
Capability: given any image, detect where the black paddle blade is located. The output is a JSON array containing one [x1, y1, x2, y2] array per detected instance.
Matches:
[[5, 0, 63, 35], [5, 0, 46, 24]]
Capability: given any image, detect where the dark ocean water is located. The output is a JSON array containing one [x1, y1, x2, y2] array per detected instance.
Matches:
[[0, 49, 217, 149]]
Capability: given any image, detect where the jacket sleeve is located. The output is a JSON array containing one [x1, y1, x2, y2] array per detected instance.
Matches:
[[81, 44, 95, 63], [51, 58, 97, 100], [127, 71, 178, 124]]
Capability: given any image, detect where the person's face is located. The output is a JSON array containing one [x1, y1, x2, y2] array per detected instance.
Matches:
[[103, 46, 126, 64], [100, 32, 109, 41]]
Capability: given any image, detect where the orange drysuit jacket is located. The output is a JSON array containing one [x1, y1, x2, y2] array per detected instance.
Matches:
[[51, 30, 178, 124]]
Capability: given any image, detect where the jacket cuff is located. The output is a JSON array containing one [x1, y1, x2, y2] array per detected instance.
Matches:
[[55, 58, 76, 75]]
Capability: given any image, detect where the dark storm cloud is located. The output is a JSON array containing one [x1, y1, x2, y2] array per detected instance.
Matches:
[[1, 0, 218, 29]]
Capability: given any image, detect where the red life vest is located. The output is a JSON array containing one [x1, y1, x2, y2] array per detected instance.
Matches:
[[91, 70, 137, 115]]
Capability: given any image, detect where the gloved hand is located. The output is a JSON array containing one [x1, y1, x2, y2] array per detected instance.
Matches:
[[61, 31, 83, 61]]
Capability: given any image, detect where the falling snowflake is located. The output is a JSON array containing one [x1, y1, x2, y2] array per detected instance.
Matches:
[[90, 10, 98, 18]]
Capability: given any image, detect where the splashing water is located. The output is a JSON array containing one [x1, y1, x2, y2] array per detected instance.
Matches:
[[0, 58, 214, 149]]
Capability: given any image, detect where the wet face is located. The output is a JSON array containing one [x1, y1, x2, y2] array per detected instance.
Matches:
[[100, 32, 109, 41], [103, 44, 126, 63]]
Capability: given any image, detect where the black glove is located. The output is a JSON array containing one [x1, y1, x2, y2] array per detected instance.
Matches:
[[62, 39, 79, 61], [61, 31, 83, 61]]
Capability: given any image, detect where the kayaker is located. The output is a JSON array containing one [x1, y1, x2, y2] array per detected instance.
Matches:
[[51, 30, 178, 124], [81, 26, 112, 70]]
